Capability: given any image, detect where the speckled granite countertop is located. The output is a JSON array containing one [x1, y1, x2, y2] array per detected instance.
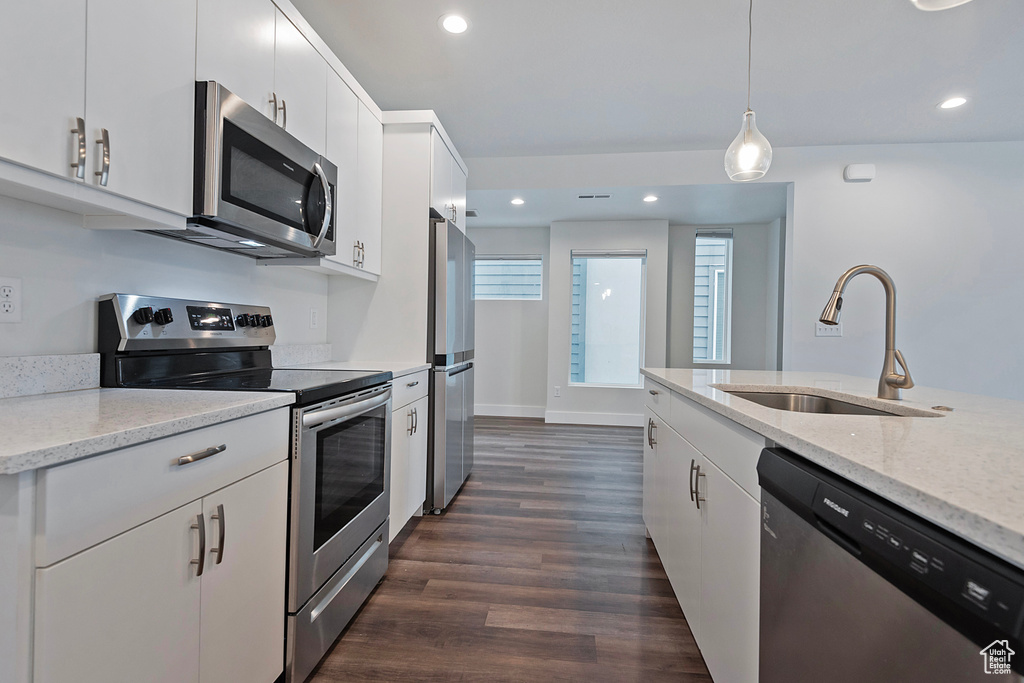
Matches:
[[282, 360, 431, 378], [641, 368, 1024, 569], [0, 389, 294, 475]]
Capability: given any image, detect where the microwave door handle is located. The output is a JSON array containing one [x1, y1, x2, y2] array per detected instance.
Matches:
[[310, 162, 332, 250], [302, 387, 391, 429]]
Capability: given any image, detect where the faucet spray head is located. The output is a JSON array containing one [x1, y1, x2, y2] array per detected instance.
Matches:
[[820, 291, 843, 325]]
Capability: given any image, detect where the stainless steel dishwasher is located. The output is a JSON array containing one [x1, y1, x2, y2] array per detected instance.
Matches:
[[758, 447, 1024, 682]]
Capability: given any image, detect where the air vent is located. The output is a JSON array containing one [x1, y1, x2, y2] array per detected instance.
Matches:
[[577, 194, 612, 200], [465, 209, 479, 218]]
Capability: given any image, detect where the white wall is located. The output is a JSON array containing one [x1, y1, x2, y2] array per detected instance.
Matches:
[[546, 220, 668, 426], [0, 196, 328, 357], [467, 141, 1024, 400], [667, 222, 781, 371], [466, 226, 550, 417]]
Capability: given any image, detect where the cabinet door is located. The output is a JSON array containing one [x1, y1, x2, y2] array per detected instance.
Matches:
[[699, 456, 761, 683], [34, 501, 203, 683], [196, 0, 276, 120], [407, 395, 429, 523], [356, 100, 383, 275], [451, 159, 467, 232], [274, 9, 326, 153], [85, 0, 196, 214], [0, 1, 86, 179], [389, 403, 412, 543], [642, 406, 658, 539], [659, 426, 703, 642], [430, 127, 453, 221], [199, 462, 287, 683], [325, 68, 360, 269]]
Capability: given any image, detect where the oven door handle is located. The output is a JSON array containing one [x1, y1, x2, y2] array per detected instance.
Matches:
[[302, 387, 392, 429]]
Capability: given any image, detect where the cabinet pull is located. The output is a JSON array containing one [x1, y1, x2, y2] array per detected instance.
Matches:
[[269, 92, 279, 124], [176, 443, 227, 467], [413, 407, 418, 433], [353, 240, 360, 266], [695, 466, 706, 510], [689, 459, 698, 502], [95, 128, 110, 186], [648, 389, 659, 396], [210, 504, 226, 565], [650, 421, 657, 447], [646, 418, 651, 447], [406, 380, 420, 388], [70, 117, 86, 179], [279, 99, 287, 129], [407, 408, 415, 436], [190, 513, 206, 577]]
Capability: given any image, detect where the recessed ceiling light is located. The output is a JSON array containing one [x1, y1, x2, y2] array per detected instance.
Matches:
[[510, 198, 525, 206], [643, 195, 658, 203], [909, 0, 975, 10], [938, 96, 967, 109], [439, 14, 469, 34]]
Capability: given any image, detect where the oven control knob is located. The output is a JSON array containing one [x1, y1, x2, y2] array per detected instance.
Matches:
[[132, 307, 154, 325], [262, 315, 274, 328], [235, 314, 248, 327], [247, 314, 260, 327], [153, 308, 174, 325]]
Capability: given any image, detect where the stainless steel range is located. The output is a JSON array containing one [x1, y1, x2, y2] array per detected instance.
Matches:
[[98, 293, 392, 683]]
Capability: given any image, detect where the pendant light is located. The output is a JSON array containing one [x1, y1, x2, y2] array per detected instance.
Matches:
[[724, 0, 772, 182], [909, 0, 975, 10]]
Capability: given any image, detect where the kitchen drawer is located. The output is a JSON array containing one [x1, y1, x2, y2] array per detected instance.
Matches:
[[669, 392, 763, 500], [645, 377, 671, 419], [35, 408, 288, 567], [392, 370, 429, 410]]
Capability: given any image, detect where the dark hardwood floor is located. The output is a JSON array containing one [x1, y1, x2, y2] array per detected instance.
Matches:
[[309, 416, 711, 682]]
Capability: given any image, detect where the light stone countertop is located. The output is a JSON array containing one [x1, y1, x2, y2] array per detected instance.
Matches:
[[641, 368, 1024, 569], [0, 388, 294, 475], [282, 360, 431, 378]]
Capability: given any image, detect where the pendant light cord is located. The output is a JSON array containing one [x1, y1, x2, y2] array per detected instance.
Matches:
[[747, 0, 753, 112]]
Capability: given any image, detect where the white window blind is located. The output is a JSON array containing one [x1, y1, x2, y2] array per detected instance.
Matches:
[[474, 256, 543, 300]]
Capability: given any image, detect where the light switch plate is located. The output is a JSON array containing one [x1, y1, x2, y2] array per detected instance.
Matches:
[[0, 276, 22, 323], [816, 321, 842, 337]]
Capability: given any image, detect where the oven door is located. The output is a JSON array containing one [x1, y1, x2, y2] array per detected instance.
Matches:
[[289, 385, 391, 612], [195, 81, 337, 257]]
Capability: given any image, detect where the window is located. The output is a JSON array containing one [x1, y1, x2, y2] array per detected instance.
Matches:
[[474, 256, 543, 300], [569, 251, 646, 386], [692, 231, 733, 364]]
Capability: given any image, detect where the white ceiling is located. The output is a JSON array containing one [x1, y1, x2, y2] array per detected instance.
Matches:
[[292, 0, 1023, 227]]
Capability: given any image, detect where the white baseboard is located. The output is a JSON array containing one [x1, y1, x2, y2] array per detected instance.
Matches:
[[543, 411, 644, 427], [475, 404, 546, 418]]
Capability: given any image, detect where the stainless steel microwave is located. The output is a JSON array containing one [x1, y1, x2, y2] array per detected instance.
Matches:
[[154, 81, 338, 259]]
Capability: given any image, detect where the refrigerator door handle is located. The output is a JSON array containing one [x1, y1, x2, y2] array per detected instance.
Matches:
[[448, 362, 473, 377]]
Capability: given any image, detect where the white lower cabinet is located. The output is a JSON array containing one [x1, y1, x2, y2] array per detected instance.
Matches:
[[644, 389, 762, 683], [698, 456, 761, 683], [389, 371, 430, 542]]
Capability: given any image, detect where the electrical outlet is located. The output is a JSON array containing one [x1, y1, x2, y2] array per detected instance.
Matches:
[[0, 276, 22, 324], [554, 386, 561, 398], [309, 307, 319, 329], [815, 321, 842, 337]]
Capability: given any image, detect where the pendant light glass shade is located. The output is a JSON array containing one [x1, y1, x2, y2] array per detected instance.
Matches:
[[909, 0, 974, 10], [725, 110, 772, 181]]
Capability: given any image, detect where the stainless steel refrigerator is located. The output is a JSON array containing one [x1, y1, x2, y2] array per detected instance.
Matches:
[[427, 217, 475, 512]]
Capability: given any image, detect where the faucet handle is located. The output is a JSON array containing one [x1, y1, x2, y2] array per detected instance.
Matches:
[[888, 349, 914, 390]]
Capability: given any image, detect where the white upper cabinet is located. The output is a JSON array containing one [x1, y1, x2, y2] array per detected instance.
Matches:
[[85, 0, 197, 215], [430, 127, 454, 222], [451, 158, 467, 231], [196, 0, 276, 120], [273, 9, 327, 154], [355, 100, 383, 275], [325, 68, 360, 270], [0, 1, 86, 179]]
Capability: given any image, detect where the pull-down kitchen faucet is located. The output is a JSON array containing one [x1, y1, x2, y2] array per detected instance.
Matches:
[[819, 265, 914, 400]]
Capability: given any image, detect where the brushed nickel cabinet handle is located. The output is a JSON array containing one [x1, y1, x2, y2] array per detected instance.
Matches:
[[191, 513, 206, 576], [269, 92, 278, 124], [95, 128, 110, 186], [648, 389, 659, 396], [70, 117, 86, 179], [406, 380, 420, 388], [689, 459, 698, 502], [280, 99, 287, 129], [407, 408, 415, 436], [695, 466, 706, 510], [414, 407, 418, 433], [646, 418, 652, 448], [353, 241, 360, 266], [650, 421, 657, 447], [210, 504, 225, 565], [176, 444, 227, 467]]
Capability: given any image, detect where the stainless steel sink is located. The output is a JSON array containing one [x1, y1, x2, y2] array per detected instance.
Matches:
[[723, 390, 918, 417]]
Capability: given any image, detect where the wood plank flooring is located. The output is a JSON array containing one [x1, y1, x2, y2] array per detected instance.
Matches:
[[309, 417, 711, 682]]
